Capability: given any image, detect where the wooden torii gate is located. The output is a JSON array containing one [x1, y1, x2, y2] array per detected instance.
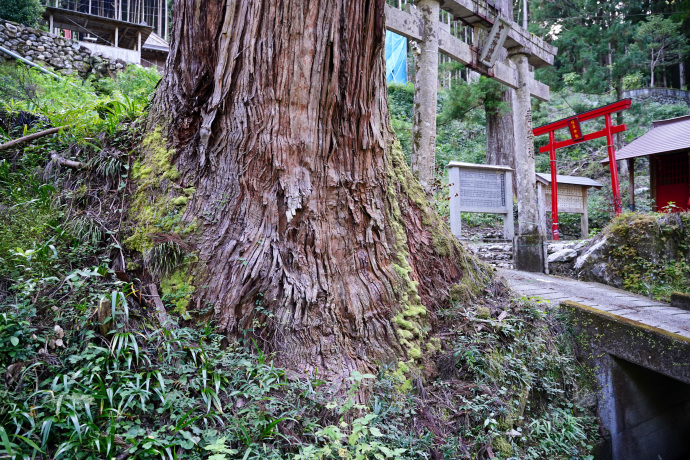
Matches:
[[384, 0, 558, 272]]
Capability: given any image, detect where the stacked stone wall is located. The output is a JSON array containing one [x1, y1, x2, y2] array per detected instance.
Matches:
[[623, 88, 690, 107], [0, 19, 125, 78]]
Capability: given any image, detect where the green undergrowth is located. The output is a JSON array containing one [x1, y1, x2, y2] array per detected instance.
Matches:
[[0, 64, 157, 281], [0, 64, 160, 146], [0, 246, 598, 459], [0, 198, 599, 459], [428, 296, 598, 460]]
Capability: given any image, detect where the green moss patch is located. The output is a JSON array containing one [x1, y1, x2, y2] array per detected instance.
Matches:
[[385, 141, 431, 365], [161, 269, 195, 315], [577, 212, 690, 301], [125, 127, 195, 255]]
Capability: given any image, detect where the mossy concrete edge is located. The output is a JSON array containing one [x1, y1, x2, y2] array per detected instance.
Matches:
[[561, 300, 690, 385], [561, 300, 690, 345]]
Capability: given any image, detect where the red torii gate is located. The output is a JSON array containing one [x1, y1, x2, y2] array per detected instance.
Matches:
[[532, 99, 632, 240]]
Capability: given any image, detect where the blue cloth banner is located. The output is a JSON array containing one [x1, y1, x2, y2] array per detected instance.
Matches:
[[385, 31, 407, 84]]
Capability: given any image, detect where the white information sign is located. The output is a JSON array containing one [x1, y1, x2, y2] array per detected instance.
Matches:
[[447, 162, 514, 239], [458, 170, 507, 210]]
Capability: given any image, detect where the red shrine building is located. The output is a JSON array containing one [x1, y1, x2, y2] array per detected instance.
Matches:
[[603, 114, 690, 212]]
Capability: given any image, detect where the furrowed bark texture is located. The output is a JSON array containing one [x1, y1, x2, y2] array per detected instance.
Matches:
[[485, 90, 516, 170], [142, 0, 479, 380]]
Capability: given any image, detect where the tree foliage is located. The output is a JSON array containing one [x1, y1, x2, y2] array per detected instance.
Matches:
[[438, 76, 507, 124], [0, 0, 44, 27], [531, 0, 690, 92], [634, 15, 689, 86]]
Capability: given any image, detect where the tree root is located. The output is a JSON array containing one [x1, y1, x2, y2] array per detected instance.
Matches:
[[50, 152, 87, 169]]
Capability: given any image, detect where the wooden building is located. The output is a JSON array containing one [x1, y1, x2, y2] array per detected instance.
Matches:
[[43, 6, 168, 70], [536, 173, 602, 239], [604, 114, 690, 212], [141, 32, 169, 71], [44, 6, 153, 64], [43, 0, 169, 42]]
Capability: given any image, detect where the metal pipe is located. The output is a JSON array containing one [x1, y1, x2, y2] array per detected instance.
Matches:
[[0, 45, 63, 80], [0, 46, 80, 89]]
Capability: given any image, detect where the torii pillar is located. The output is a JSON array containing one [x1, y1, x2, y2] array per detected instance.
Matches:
[[411, 0, 440, 194], [510, 48, 546, 272], [391, 0, 556, 272]]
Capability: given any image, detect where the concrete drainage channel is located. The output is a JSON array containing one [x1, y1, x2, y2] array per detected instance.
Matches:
[[466, 238, 591, 271]]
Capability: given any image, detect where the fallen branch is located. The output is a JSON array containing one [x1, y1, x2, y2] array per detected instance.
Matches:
[[50, 152, 87, 169], [0, 125, 70, 152], [147, 283, 176, 329]]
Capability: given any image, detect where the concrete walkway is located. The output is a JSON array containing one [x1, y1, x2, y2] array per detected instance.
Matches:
[[501, 269, 690, 338]]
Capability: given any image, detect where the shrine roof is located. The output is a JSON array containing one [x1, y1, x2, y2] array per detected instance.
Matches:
[[601, 114, 690, 164], [535, 173, 603, 189], [143, 32, 169, 52]]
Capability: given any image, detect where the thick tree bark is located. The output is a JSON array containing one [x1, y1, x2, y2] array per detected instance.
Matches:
[[485, 92, 515, 169], [134, 0, 485, 381]]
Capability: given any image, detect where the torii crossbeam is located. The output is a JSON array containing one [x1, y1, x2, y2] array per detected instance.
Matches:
[[384, 1, 556, 101], [533, 99, 632, 240]]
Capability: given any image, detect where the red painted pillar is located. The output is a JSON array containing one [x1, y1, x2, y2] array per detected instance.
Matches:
[[605, 114, 623, 215], [549, 130, 559, 240]]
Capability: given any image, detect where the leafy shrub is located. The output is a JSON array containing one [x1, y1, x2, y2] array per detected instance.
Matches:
[[0, 63, 158, 145], [0, 304, 37, 367], [443, 299, 598, 459], [0, 0, 44, 27], [90, 65, 162, 101]]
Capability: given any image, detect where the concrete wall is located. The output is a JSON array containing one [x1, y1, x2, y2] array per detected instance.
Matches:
[[0, 19, 126, 78], [80, 42, 140, 65], [563, 301, 690, 459], [623, 88, 690, 107], [597, 355, 690, 460]]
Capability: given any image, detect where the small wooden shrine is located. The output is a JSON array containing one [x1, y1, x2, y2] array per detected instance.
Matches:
[[536, 173, 602, 239], [603, 114, 690, 212]]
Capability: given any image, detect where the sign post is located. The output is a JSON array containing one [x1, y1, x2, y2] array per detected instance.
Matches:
[[533, 99, 631, 240], [447, 162, 514, 240]]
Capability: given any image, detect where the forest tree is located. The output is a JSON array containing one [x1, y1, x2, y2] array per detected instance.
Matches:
[[131, 0, 485, 381]]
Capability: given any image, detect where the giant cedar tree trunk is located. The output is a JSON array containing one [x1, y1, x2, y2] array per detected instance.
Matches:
[[485, 91, 516, 171], [136, 0, 486, 381]]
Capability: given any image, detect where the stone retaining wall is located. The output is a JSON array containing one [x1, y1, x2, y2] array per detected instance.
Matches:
[[0, 19, 125, 78], [623, 88, 690, 106]]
